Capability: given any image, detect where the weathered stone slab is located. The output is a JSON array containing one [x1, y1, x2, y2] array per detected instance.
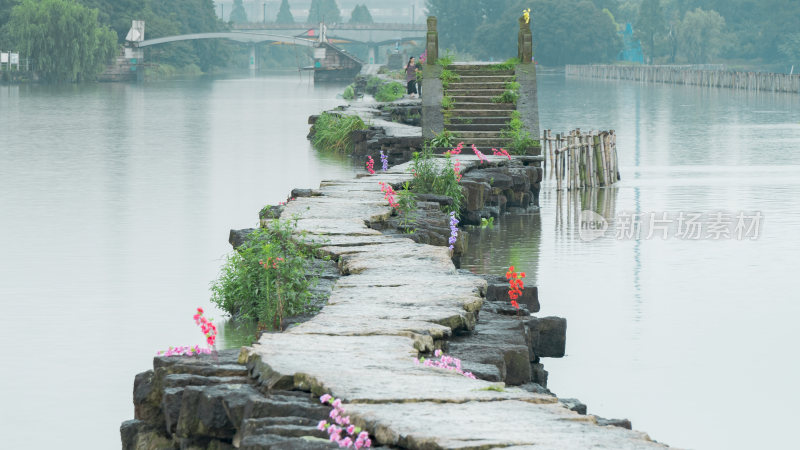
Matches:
[[243, 334, 555, 405], [281, 197, 392, 222], [345, 400, 663, 449], [292, 219, 381, 236]]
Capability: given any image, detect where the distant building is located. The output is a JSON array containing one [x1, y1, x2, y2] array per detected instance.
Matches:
[[617, 23, 644, 64]]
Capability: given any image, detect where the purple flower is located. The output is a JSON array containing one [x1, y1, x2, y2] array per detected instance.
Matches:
[[448, 212, 459, 250], [380, 151, 389, 171]]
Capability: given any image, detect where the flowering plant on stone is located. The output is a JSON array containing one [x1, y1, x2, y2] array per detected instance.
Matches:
[[158, 307, 217, 356], [366, 156, 375, 174], [472, 144, 488, 163], [415, 349, 476, 379], [506, 266, 526, 314], [317, 395, 372, 448], [380, 151, 389, 171], [379, 182, 399, 208], [492, 147, 511, 159], [448, 211, 459, 250]]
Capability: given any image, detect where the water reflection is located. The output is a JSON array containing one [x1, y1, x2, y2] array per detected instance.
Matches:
[[463, 211, 542, 284]]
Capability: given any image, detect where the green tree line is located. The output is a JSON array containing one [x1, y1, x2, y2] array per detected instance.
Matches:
[[425, 0, 800, 68], [0, 0, 236, 81]]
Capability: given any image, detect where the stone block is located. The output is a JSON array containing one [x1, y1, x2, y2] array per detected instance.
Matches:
[[560, 398, 587, 415], [526, 316, 567, 358], [597, 417, 633, 430], [486, 281, 539, 313], [460, 180, 490, 212], [531, 362, 548, 387]]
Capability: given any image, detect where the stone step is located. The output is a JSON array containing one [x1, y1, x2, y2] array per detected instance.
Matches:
[[448, 116, 513, 125], [452, 102, 515, 110], [450, 63, 515, 71], [450, 96, 499, 104], [449, 109, 514, 117], [450, 69, 515, 77], [447, 89, 506, 96], [451, 137, 513, 147], [445, 124, 509, 132], [451, 131, 508, 139], [448, 82, 508, 90], [450, 75, 515, 83]]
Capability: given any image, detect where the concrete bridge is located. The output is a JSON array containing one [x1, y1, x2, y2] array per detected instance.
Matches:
[[234, 23, 426, 64], [134, 31, 318, 72]]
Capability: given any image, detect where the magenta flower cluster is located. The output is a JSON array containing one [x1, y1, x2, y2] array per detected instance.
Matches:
[[448, 211, 459, 250], [415, 349, 476, 379], [157, 307, 217, 357], [491, 147, 511, 159], [158, 345, 212, 357], [366, 156, 375, 174], [317, 394, 372, 448], [472, 144, 488, 163], [380, 151, 388, 171], [379, 182, 399, 208]]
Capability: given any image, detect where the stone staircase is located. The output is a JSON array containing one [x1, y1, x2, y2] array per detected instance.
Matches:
[[444, 65, 516, 150]]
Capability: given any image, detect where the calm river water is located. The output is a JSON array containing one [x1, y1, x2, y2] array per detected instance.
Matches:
[[462, 71, 800, 450], [1, 72, 798, 449]]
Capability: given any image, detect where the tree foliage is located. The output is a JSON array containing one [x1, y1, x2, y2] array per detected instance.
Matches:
[[308, 0, 341, 24], [76, 0, 227, 72], [276, 0, 294, 24], [678, 7, 724, 63], [349, 4, 373, 24], [427, 0, 621, 65], [635, 0, 664, 61], [7, 0, 117, 82], [229, 0, 248, 24]]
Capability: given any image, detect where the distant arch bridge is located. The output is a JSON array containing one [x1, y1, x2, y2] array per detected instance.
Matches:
[[134, 31, 319, 71], [136, 31, 317, 48]]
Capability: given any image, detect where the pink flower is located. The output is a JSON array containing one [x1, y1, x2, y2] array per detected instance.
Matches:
[[347, 425, 355, 434], [317, 420, 328, 431], [320, 394, 332, 404], [332, 398, 343, 409]]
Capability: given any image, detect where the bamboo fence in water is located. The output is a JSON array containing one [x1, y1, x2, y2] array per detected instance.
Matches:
[[542, 129, 620, 191], [566, 65, 800, 94]]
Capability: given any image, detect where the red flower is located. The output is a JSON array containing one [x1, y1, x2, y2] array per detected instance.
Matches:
[[511, 300, 520, 309]]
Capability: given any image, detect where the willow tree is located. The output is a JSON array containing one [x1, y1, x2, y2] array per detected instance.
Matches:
[[8, 0, 117, 82]]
